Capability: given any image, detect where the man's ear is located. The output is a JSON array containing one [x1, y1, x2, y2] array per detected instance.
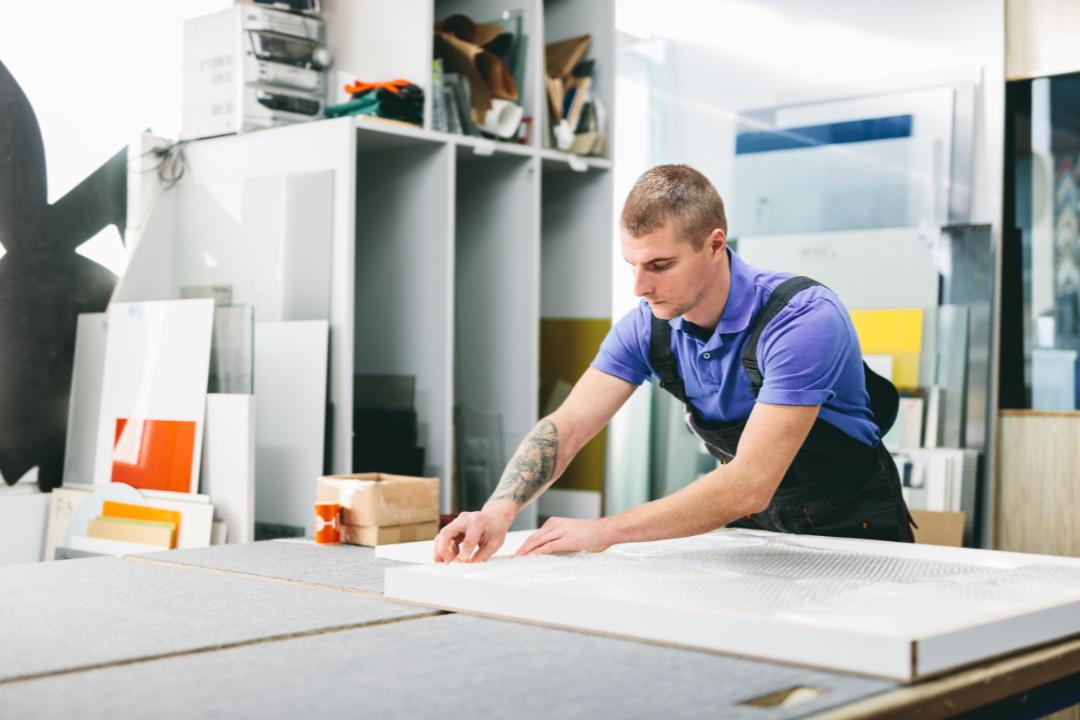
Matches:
[[710, 228, 727, 258]]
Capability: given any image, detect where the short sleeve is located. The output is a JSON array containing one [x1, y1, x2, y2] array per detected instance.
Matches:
[[755, 296, 853, 406], [590, 302, 653, 386]]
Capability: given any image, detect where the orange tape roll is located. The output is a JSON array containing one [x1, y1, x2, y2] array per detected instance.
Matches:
[[315, 502, 341, 545]]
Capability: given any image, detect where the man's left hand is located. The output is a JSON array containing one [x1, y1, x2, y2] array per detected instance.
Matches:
[[515, 516, 611, 556]]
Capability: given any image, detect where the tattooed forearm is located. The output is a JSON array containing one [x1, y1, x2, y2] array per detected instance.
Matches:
[[490, 419, 559, 505]]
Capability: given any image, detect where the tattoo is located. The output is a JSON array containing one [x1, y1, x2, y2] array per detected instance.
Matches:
[[490, 419, 559, 505]]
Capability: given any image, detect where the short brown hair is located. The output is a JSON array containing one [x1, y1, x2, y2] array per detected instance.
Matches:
[[620, 165, 727, 250]]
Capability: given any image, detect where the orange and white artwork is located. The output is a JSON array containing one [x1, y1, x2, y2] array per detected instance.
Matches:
[[93, 300, 215, 494]]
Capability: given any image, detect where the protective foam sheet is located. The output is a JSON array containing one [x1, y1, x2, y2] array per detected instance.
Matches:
[[0, 555, 431, 682], [385, 529, 1080, 680], [0, 614, 897, 720], [135, 538, 408, 594]]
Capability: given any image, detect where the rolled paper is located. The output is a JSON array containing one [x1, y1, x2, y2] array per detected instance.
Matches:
[[477, 99, 525, 139]]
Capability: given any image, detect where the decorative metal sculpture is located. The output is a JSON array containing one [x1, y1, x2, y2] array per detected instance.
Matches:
[[0, 59, 127, 489]]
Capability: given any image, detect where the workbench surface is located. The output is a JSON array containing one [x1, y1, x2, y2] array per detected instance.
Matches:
[[1, 540, 1077, 719]]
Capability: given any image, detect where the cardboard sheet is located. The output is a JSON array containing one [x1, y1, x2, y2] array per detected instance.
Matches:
[[386, 529, 1080, 680]]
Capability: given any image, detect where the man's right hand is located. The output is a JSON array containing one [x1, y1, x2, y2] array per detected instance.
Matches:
[[433, 510, 512, 563]]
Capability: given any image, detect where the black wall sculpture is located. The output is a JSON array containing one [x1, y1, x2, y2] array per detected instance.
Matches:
[[0, 59, 127, 490]]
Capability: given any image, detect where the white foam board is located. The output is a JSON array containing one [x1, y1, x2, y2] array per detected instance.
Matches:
[[376, 530, 534, 564], [0, 494, 50, 566], [385, 529, 1080, 681], [254, 321, 329, 536], [200, 394, 255, 544], [70, 535, 167, 556]]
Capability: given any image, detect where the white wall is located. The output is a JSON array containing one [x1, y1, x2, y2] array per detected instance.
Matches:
[[2, 1, 231, 205]]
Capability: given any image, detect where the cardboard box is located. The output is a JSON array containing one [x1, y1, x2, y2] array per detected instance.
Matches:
[[910, 509, 966, 547], [342, 520, 439, 547], [317, 473, 438, 527]]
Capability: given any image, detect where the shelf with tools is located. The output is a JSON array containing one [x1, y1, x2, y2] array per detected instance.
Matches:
[[336, 0, 614, 525], [120, 1, 613, 530]]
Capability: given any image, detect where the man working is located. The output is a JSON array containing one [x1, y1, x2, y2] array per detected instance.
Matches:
[[434, 164, 912, 563]]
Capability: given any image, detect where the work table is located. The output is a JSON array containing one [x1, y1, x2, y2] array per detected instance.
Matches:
[[1, 540, 1077, 719]]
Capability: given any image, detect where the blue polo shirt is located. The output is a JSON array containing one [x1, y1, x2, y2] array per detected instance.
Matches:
[[592, 250, 880, 447]]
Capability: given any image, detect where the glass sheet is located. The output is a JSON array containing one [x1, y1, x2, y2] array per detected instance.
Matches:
[[414, 530, 1080, 637], [171, 170, 333, 324]]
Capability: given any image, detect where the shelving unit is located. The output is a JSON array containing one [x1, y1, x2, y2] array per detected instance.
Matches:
[[120, 1, 614, 529]]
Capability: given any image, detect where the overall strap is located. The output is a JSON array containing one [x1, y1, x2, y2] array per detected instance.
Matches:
[[649, 314, 689, 403], [740, 277, 822, 398]]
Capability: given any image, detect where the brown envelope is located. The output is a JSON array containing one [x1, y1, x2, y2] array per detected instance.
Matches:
[[435, 15, 503, 47], [546, 34, 592, 80]]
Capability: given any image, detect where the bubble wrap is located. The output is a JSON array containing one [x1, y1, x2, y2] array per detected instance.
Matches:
[[412, 530, 1080, 636]]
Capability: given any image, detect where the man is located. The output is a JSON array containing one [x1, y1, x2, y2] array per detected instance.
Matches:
[[434, 165, 912, 564]]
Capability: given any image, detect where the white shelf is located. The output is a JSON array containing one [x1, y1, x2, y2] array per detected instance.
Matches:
[[124, 1, 615, 527], [349, 116, 610, 170]]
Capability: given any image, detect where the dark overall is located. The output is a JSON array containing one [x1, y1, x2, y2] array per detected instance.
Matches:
[[651, 277, 914, 543]]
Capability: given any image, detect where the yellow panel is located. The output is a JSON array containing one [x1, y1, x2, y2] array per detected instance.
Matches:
[[849, 309, 923, 354], [892, 353, 921, 390], [540, 319, 611, 495]]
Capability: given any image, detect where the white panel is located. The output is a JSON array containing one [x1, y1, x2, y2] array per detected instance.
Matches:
[[111, 190, 175, 304], [730, 136, 940, 237], [455, 155, 539, 477], [200, 394, 256, 544], [282, 171, 334, 320], [386, 529, 1080, 681], [738, 226, 941, 388], [125, 133, 172, 258], [0, 495, 50, 566], [254, 321, 329, 535], [63, 313, 107, 486], [70, 535, 165, 556], [94, 300, 216, 494], [172, 174, 333, 324], [736, 226, 940, 309], [1032, 349, 1077, 411], [354, 143, 453, 501], [376, 529, 534, 564], [542, 169, 614, 318], [538, 488, 601, 520], [773, 86, 955, 223], [136, 496, 215, 549]]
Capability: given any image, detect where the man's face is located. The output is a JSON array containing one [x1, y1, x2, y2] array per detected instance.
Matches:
[[622, 220, 724, 321]]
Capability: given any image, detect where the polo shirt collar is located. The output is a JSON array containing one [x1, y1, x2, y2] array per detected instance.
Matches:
[[671, 249, 756, 346]]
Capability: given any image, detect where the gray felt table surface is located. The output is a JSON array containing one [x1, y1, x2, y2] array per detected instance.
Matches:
[[0, 555, 435, 683], [132, 538, 407, 594], [0, 613, 897, 720]]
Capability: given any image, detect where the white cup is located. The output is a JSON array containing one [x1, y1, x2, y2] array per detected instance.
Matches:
[[476, 99, 525, 139]]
